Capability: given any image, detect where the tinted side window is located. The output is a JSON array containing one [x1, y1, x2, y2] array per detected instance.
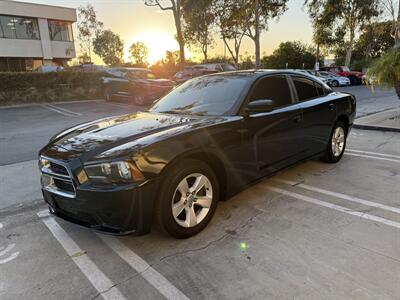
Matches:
[[292, 76, 319, 101], [249, 76, 292, 109], [315, 82, 325, 96]]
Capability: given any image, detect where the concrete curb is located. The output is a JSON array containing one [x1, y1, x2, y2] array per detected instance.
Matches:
[[353, 123, 400, 133]]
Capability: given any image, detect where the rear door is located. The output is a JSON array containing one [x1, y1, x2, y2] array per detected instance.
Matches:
[[242, 75, 306, 175], [290, 75, 336, 155]]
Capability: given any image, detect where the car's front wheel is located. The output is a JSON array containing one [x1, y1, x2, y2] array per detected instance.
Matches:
[[322, 121, 347, 163], [331, 80, 339, 87], [156, 159, 219, 239]]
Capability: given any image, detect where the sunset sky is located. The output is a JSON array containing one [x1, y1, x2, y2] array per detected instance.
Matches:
[[20, 0, 314, 64]]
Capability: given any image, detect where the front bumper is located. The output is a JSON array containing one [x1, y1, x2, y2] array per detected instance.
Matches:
[[42, 179, 159, 235]]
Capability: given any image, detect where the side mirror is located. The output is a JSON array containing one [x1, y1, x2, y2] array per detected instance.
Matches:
[[246, 99, 274, 114]]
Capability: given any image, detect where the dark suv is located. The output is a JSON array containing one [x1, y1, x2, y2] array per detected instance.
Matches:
[[102, 68, 175, 105]]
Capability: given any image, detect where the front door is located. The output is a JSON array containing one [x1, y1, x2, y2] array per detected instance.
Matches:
[[242, 75, 306, 175]]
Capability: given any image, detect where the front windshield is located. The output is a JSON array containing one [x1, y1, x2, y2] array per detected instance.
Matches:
[[149, 75, 249, 116], [342, 66, 350, 72], [127, 70, 156, 79]]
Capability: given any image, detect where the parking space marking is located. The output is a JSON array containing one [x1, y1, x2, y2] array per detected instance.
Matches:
[[46, 104, 82, 116], [38, 210, 127, 300], [99, 235, 190, 300], [347, 149, 400, 160], [0, 225, 19, 265], [40, 104, 82, 117], [345, 152, 400, 163], [266, 186, 400, 229], [274, 179, 400, 214]]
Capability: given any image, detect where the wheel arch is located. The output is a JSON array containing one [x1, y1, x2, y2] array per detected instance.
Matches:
[[336, 114, 349, 133], [160, 150, 228, 201]]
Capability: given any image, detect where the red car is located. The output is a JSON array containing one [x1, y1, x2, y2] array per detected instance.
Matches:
[[320, 66, 363, 85]]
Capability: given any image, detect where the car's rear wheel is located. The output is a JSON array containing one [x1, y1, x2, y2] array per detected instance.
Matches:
[[156, 159, 219, 239], [331, 80, 339, 87], [322, 121, 347, 163], [103, 87, 112, 101], [349, 76, 357, 85], [133, 94, 146, 106]]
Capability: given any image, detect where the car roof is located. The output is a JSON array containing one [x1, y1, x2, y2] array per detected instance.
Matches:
[[200, 69, 331, 88]]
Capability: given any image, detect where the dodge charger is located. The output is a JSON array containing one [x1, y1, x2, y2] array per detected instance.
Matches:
[[39, 70, 356, 238]]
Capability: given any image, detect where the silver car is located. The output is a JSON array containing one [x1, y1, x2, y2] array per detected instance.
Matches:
[[318, 71, 351, 87]]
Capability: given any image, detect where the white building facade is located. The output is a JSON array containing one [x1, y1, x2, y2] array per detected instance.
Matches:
[[0, 0, 76, 71]]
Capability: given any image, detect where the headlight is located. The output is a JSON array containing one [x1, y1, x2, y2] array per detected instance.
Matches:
[[84, 161, 145, 184]]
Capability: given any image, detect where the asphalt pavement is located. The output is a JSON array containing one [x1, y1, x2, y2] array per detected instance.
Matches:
[[0, 86, 399, 299]]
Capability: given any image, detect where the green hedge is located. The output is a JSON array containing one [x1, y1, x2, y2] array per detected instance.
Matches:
[[0, 72, 104, 105]]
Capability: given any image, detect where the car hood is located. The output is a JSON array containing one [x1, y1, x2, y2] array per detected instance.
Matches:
[[42, 112, 207, 161]]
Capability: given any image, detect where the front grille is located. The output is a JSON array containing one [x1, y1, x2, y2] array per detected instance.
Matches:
[[53, 178, 75, 193], [40, 156, 76, 198], [49, 162, 69, 176]]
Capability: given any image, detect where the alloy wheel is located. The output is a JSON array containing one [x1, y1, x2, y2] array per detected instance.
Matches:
[[331, 126, 345, 157], [171, 173, 213, 228]]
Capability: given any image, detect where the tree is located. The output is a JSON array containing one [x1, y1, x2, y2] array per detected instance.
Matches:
[[305, 0, 381, 67], [304, 1, 338, 65], [93, 30, 124, 66], [213, 0, 247, 67], [182, 0, 215, 63], [77, 4, 104, 63], [380, 0, 399, 43], [366, 1, 400, 99], [241, 0, 289, 68], [261, 41, 319, 69], [129, 42, 149, 66], [144, 0, 185, 64], [356, 21, 395, 58]]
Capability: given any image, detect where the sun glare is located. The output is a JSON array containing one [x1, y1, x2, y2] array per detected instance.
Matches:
[[125, 32, 191, 65]]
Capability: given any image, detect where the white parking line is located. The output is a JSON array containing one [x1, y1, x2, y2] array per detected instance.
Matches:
[[266, 186, 400, 229], [0, 244, 16, 257], [38, 210, 127, 300], [99, 235, 190, 300], [347, 149, 400, 160], [345, 152, 400, 163], [0, 252, 19, 264], [46, 104, 82, 116], [274, 179, 400, 214], [40, 104, 81, 117]]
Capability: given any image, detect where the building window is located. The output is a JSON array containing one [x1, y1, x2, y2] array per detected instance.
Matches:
[[0, 15, 40, 40], [48, 20, 73, 42]]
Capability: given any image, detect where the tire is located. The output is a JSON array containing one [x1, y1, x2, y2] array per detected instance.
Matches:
[[133, 94, 146, 106], [322, 121, 347, 163], [331, 80, 339, 87], [155, 159, 219, 239], [349, 76, 357, 86], [103, 87, 112, 101]]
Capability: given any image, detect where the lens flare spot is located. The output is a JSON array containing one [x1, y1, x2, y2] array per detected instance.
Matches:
[[240, 242, 248, 250]]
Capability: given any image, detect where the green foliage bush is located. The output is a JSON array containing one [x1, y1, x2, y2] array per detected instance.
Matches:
[[0, 71, 103, 105]]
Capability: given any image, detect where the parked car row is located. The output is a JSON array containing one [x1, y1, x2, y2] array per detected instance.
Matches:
[[291, 69, 352, 88], [102, 63, 237, 105]]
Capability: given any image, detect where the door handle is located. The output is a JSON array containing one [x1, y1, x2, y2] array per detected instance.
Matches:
[[292, 114, 302, 123], [329, 103, 336, 111]]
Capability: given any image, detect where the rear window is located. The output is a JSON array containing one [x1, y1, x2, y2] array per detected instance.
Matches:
[[291, 76, 319, 101]]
